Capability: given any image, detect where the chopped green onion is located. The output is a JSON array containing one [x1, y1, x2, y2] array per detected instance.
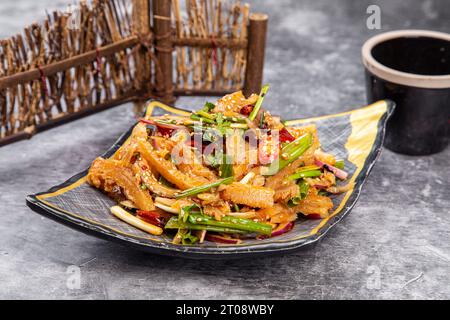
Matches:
[[172, 229, 199, 245], [165, 216, 247, 234], [180, 230, 199, 245], [188, 214, 272, 236], [203, 102, 215, 112], [179, 204, 203, 223], [175, 176, 234, 199], [190, 113, 215, 124], [223, 116, 247, 123], [265, 133, 313, 175], [197, 110, 216, 120], [215, 120, 232, 135], [154, 119, 177, 125], [190, 114, 201, 121], [288, 166, 322, 180], [334, 159, 345, 170], [230, 123, 248, 129], [287, 197, 300, 207], [259, 111, 265, 129], [216, 112, 224, 125], [299, 180, 310, 198], [287, 180, 309, 207], [282, 133, 312, 156], [248, 84, 269, 121], [219, 154, 234, 178]]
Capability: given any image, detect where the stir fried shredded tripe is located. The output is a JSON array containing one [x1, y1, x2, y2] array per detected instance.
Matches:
[[87, 87, 352, 244]]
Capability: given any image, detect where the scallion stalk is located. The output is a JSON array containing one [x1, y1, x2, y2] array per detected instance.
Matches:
[[202, 102, 216, 112], [288, 180, 310, 207], [299, 180, 310, 198], [165, 216, 248, 234], [190, 114, 215, 124], [259, 110, 265, 129], [230, 123, 248, 129], [179, 204, 202, 223], [223, 116, 247, 123], [175, 176, 234, 199], [197, 110, 216, 120], [219, 154, 234, 178], [334, 159, 345, 169], [174, 229, 199, 245], [288, 166, 322, 180], [265, 133, 313, 175], [248, 84, 269, 121], [188, 214, 272, 236]]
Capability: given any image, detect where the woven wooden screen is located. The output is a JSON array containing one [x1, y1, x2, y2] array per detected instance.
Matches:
[[0, 0, 267, 146]]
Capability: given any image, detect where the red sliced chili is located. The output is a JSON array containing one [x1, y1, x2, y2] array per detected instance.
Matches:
[[305, 214, 322, 220], [136, 210, 169, 227], [140, 119, 177, 136], [240, 105, 254, 116], [279, 127, 296, 143]]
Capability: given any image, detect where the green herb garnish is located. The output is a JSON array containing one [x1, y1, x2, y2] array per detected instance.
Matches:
[[249, 84, 269, 121], [188, 214, 272, 236], [175, 176, 234, 199], [265, 133, 313, 175], [219, 154, 234, 178]]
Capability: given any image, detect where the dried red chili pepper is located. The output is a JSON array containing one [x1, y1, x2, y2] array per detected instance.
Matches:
[[305, 214, 322, 220], [279, 127, 296, 143], [240, 105, 254, 116], [136, 210, 170, 227]]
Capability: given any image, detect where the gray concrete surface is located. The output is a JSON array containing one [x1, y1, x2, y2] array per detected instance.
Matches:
[[0, 0, 449, 299]]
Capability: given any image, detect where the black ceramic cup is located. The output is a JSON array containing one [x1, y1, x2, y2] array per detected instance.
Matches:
[[362, 30, 450, 155]]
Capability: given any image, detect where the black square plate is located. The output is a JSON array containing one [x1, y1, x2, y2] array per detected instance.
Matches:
[[26, 100, 395, 259]]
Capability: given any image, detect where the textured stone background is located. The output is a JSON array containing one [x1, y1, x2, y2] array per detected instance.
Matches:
[[0, 0, 449, 299]]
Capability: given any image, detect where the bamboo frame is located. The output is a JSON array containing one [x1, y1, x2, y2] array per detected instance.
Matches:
[[0, 0, 268, 147], [153, 0, 174, 104], [0, 36, 140, 90], [244, 13, 268, 97]]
